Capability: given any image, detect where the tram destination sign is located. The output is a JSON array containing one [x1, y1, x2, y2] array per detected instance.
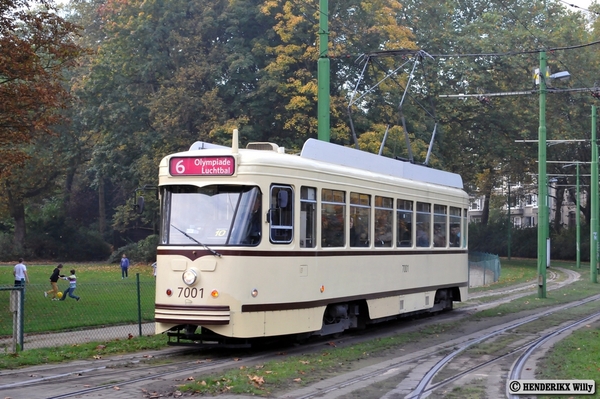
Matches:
[[169, 156, 235, 176]]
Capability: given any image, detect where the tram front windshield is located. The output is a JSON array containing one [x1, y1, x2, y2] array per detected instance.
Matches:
[[160, 185, 261, 246]]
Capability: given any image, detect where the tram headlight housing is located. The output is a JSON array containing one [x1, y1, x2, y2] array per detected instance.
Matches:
[[182, 269, 198, 286]]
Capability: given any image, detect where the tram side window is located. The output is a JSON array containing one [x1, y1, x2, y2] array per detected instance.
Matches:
[[350, 192, 370, 247], [269, 185, 293, 243], [322, 189, 345, 247], [397, 199, 413, 247], [375, 196, 393, 247], [416, 202, 431, 247], [449, 207, 461, 247], [433, 204, 447, 247], [300, 186, 316, 248]]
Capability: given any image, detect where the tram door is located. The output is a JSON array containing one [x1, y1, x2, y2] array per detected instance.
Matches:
[[300, 187, 316, 248]]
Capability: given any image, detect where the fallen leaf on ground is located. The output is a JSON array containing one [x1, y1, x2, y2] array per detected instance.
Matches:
[[248, 375, 265, 386]]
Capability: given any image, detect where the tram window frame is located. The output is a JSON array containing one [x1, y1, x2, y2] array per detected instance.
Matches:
[[374, 196, 393, 247], [462, 208, 468, 247], [397, 199, 413, 247], [160, 188, 171, 245], [322, 188, 345, 247], [162, 185, 257, 246], [350, 192, 370, 247], [300, 186, 316, 248], [433, 204, 447, 247], [269, 185, 294, 244], [449, 207, 461, 247], [416, 202, 431, 247]]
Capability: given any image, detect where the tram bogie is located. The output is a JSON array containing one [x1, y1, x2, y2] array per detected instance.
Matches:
[[318, 303, 361, 336]]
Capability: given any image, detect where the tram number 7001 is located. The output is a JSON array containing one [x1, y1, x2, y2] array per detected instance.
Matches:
[[177, 287, 204, 298]]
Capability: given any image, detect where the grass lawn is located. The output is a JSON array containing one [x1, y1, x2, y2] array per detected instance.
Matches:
[[0, 262, 155, 336], [537, 326, 600, 399]]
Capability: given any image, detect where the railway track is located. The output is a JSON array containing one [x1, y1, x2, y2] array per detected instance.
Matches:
[[0, 267, 592, 399], [275, 292, 600, 399], [0, 331, 353, 398]]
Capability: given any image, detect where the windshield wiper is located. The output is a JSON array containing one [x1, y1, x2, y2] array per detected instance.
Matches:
[[171, 224, 222, 257]]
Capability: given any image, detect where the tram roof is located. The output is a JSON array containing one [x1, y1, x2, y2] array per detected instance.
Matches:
[[299, 139, 463, 190], [183, 139, 463, 190]]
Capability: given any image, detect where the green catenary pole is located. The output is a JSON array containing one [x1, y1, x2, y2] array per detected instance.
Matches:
[[136, 273, 142, 336], [537, 51, 548, 298], [576, 162, 580, 268], [507, 181, 511, 260], [591, 105, 598, 283], [317, 0, 330, 142]]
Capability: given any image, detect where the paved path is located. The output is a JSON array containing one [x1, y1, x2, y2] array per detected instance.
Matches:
[[0, 323, 155, 350], [0, 345, 190, 399]]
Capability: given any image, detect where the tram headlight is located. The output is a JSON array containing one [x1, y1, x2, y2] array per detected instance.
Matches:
[[182, 269, 198, 286]]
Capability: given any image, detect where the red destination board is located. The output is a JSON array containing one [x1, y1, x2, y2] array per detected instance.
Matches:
[[169, 156, 235, 176]]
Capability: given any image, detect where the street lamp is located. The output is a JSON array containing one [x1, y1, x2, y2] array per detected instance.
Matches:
[[550, 71, 570, 81], [537, 51, 549, 298]]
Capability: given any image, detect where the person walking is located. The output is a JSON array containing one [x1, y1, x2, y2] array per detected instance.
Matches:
[[60, 269, 80, 302], [45, 264, 64, 300], [13, 258, 29, 287], [120, 254, 130, 279]]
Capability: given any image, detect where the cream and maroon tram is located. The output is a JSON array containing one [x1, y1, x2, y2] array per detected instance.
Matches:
[[154, 129, 469, 345]]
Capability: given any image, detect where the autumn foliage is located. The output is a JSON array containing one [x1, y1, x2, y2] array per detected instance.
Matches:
[[0, 0, 84, 179]]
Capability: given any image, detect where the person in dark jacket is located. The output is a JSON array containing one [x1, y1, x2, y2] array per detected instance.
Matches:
[[45, 264, 64, 300]]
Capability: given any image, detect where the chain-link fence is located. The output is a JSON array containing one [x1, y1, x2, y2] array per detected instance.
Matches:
[[1, 256, 503, 349], [468, 252, 501, 287], [0, 273, 155, 351]]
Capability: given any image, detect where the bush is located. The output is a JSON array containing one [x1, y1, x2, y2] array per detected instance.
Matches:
[[109, 234, 158, 264], [509, 227, 537, 258], [468, 221, 510, 255], [26, 217, 111, 261], [67, 229, 113, 261], [0, 233, 34, 261], [469, 221, 589, 261]]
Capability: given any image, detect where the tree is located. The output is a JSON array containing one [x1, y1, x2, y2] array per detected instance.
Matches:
[[2, 136, 65, 248], [397, 0, 600, 225], [0, 0, 85, 248], [0, 0, 83, 177], [49, 0, 600, 261], [66, 0, 419, 243], [259, 0, 416, 149]]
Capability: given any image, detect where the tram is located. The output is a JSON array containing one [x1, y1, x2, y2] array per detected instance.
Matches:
[[154, 129, 469, 346]]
